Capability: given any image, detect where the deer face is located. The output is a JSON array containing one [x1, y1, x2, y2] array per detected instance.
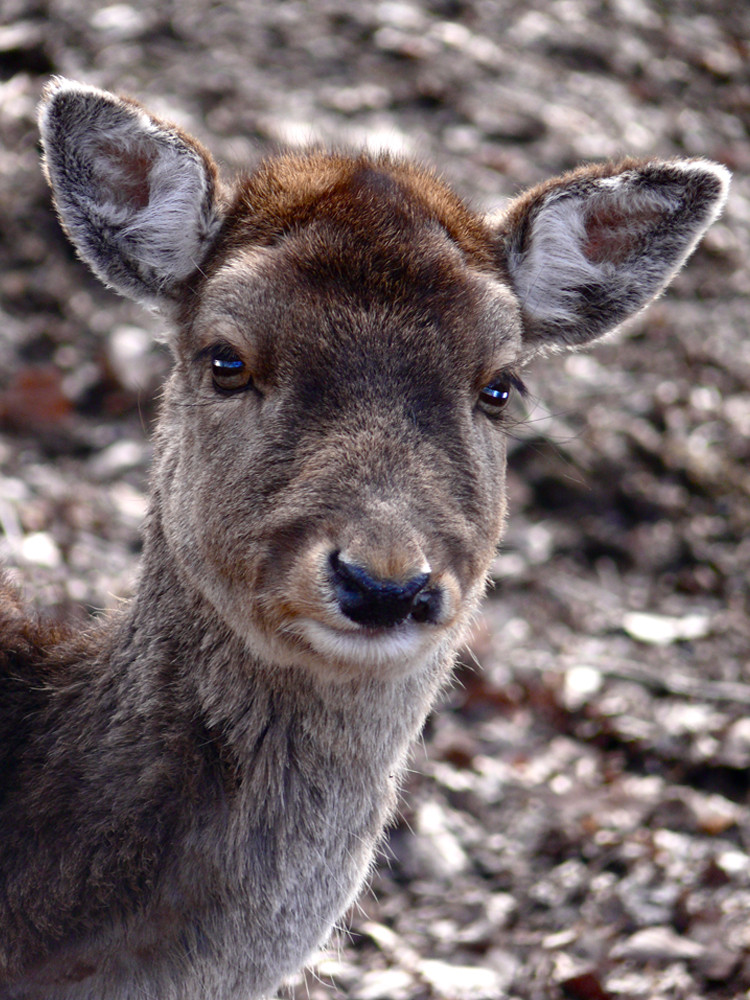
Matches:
[[38, 79, 729, 679], [156, 166, 523, 677]]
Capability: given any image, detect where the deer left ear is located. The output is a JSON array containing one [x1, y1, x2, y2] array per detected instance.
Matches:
[[39, 78, 223, 311], [493, 158, 730, 354]]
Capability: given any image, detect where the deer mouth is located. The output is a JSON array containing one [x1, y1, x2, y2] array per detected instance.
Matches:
[[297, 615, 433, 670]]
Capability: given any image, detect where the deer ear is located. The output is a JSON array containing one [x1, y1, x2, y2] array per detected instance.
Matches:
[[38, 78, 223, 310], [494, 158, 730, 353]]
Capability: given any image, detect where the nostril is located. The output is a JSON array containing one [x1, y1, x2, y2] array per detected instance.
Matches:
[[410, 587, 442, 625], [329, 552, 434, 629]]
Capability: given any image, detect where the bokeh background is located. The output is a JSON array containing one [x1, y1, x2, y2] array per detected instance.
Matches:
[[1, 2, 749, 997]]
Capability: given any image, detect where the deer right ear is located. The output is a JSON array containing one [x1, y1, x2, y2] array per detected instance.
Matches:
[[494, 157, 730, 354], [38, 78, 223, 310]]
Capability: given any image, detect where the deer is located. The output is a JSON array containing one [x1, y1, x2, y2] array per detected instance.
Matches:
[[0, 77, 729, 1000]]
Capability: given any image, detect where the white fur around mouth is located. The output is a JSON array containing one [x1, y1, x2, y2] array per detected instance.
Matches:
[[299, 618, 429, 667]]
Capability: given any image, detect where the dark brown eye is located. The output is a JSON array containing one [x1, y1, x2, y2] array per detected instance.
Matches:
[[478, 375, 513, 415], [211, 347, 253, 393]]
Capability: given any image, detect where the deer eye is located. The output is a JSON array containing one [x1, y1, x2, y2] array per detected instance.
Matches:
[[211, 347, 253, 393], [477, 372, 526, 418], [478, 375, 513, 415]]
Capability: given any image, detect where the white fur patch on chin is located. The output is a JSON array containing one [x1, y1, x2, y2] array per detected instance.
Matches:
[[299, 619, 430, 671]]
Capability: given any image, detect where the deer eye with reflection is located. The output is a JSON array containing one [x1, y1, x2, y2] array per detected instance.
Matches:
[[210, 346, 254, 393], [477, 373, 526, 418]]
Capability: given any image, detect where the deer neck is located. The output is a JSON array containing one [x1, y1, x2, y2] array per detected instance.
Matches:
[[100, 510, 452, 991]]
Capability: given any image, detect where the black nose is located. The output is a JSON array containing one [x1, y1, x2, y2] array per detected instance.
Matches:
[[329, 552, 441, 629]]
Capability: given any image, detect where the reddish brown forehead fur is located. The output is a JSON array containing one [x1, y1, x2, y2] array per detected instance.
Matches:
[[213, 150, 495, 273]]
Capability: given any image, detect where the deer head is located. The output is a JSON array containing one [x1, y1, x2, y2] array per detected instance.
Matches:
[[39, 78, 729, 683]]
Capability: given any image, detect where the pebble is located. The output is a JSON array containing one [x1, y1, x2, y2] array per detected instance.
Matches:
[[563, 665, 603, 710], [89, 440, 148, 481], [412, 800, 469, 877], [106, 325, 157, 394], [622, 611, 711, 645], [418, 959, 506, 999], [354, 968, 415, 1000], [19, 531, 62, 569], [89, 4, 146, 39], [110, 483, 148, 524], [612, 926, 705, 962], [723, 718, 750, 767]]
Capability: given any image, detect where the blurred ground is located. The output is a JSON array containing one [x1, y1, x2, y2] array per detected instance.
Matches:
[[1, 2, 749, 998]]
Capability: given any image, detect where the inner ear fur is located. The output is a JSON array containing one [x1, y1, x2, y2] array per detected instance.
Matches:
[[38, 78, 223, 310], [494, 157, 730, 353]]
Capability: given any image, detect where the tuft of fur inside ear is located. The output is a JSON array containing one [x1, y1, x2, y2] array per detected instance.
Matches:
[[38, 78, 223, 309], [496, 157, 730, 352]]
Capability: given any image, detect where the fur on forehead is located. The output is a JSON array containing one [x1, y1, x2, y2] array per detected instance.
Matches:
[[210, 151, 498, 274], [173, 151, 510, 344]]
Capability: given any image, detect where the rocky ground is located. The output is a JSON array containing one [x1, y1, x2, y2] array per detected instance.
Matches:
[[1, 1, 749, 998]]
